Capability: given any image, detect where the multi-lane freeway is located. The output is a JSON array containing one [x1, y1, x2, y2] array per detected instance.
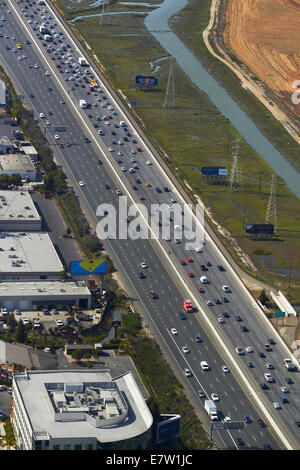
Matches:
[[1, 0, 300, 450]]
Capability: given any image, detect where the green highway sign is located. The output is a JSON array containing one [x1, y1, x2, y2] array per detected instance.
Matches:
[[275, 311, 285, 318]]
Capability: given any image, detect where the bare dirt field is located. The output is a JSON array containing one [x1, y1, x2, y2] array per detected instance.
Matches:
[[224, 0, 300, 116]]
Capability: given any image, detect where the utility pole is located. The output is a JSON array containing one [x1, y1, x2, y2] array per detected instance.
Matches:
[[228, 138, 242, 192], [163, 57, 176, 109], [100, 0, 110, 26], [265, 173, 277, 234]]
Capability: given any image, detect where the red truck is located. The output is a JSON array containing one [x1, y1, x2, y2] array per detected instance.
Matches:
[[183, 299, 193, 313]]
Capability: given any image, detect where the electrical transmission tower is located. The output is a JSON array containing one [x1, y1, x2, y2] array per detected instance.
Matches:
[[100, 0, 110, 26], [228, 138, 242, 191], [265, 173, 277, 233], [163, 57, 176, 109]]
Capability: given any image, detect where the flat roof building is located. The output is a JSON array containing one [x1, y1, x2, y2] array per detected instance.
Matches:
[[0, 190, 42, 231], [12, 369, 153, 450], [0, 136, 13, 154], [0, 154, 36, 181], [0, 279, 91, 311], [0, 232, 63, 280]]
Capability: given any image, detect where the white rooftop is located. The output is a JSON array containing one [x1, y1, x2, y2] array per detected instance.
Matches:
[[14, 369, 153, 443], [0, 232, 63, 275], [0, 154, 35, 171], [0, 279, 90, 297], [0, 190, 41, 222]]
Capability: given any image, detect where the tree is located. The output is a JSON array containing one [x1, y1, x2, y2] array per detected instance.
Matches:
[[6, 314, 17, 333], [259, 289, 269, 306], [71, 349, 84, 363], [16, 321, 26, 343]]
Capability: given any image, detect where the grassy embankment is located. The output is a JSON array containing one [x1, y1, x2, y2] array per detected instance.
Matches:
[[54, 0, 300, 302]]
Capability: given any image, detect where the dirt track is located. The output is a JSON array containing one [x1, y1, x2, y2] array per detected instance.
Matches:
[[225, 0, 300, 116]]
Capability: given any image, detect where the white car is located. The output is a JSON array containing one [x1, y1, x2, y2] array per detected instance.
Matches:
[[128, 168, 135, 173], [78, 181, 85, 187], [222, 285, 231, 293], [195, 247, 202, 253], [265, 362, 273, 369], [39, 112, 45, 118], [224, 416, 231, 422], [206, 300, 213, 306], [146, 160, 152, 165], [44, 348, 51, 353], [121, 167, 127, 172], [141, 262, 147, 269], [217, 317, 225, 324], [182, 346, 190, 354], [211, 393, 219, 401], [273, 402, 281, 410], [22, 318, 29, 325], [222, 366, 230, 373], [184, 368, 192, 377], [118, 151, 123, 156], [54, 134, 60, 140], [108, 147, 114, 152], [236, 347, 244, 355], [200, 361, 209, 371], [45, 70, 50, 76], [46, 120, 51, 125], [171, 328, 178, 335], [34, 63, 39, 68], [281, 386, 288, 393], [245, 346, 253, 353], [55, 319, 63, 326], [264, 373, 274, 382]]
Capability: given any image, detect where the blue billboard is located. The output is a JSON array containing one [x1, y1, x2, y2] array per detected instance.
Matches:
[[201, 166, 227, 176], [70, 259, 106, 274], [135, 75, 158, 86]]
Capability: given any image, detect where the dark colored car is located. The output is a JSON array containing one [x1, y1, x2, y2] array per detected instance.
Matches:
[[218, 264, 225, 271], [241, 325, 248, 332], [244, 416, 252, 424], [235, 316, 243, 322], [223, 312, 230, 318], [177, 312, 187, 320], [260, 383, 268, 390], [258, 352, 265, 358], [138, 272, 145, 279], [258, 419, 267, 427], [235, 438, 244, 447]]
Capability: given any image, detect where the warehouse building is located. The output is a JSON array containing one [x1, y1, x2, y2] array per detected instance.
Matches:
[[0, 279, 91, 311], [12, 369, 153, 450], [0, 190, 42, 231], [0, 154, 36, 181], [0, 232, 63, 280]]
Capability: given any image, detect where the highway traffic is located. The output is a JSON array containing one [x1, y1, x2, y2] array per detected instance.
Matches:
[[1, 0, 300, 449]]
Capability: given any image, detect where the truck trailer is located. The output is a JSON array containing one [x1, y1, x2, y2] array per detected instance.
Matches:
[[204, 400, 218, 421]]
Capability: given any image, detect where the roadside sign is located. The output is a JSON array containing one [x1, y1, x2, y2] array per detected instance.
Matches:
[[275, 311, 285, 318]]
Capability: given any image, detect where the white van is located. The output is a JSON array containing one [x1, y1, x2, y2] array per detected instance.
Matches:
[[200, 276, 208, 284]]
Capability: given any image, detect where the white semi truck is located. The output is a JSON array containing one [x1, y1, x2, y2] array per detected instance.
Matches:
[[204, 400, 218, 421]]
